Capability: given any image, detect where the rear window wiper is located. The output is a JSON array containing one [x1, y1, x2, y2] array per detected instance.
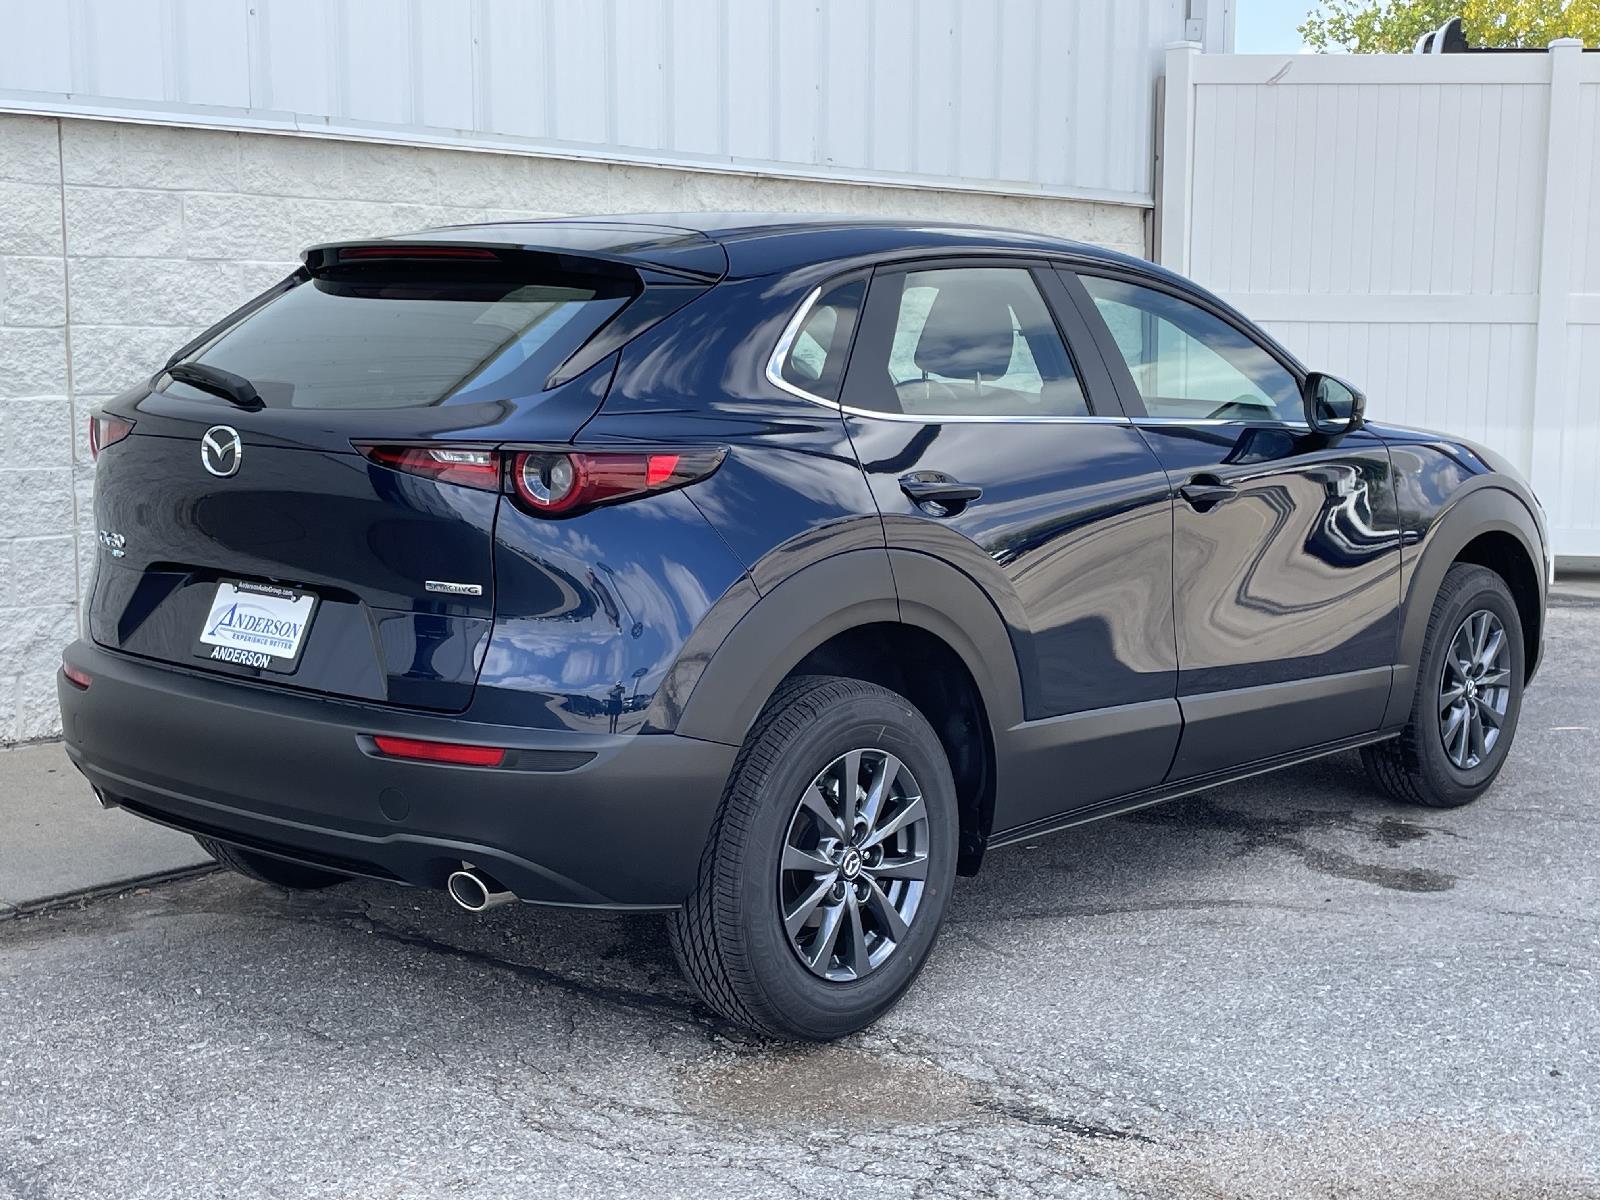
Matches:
[[167, 362, 264, 411]]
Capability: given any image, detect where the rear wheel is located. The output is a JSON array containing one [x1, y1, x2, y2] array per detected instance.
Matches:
[[671, 675, 958, 1040], [196, 836, 351, 890], [1361, 563, 1524, 808]]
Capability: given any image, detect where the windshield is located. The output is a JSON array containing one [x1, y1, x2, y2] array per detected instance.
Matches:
[[168, 268, 634, 409]]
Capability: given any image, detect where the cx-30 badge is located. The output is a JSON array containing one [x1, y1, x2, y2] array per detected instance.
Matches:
[[200, 425, 242, 477]]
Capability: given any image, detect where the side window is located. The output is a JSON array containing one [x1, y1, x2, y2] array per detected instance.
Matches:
[[847, 267, 1089, 418], [1079, 276, 1301, 423], [777, 278, 864, 401]]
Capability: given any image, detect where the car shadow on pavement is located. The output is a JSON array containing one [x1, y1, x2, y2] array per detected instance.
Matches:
[[952, 748, 1466, 929], [165, 746, 1468, 1040]]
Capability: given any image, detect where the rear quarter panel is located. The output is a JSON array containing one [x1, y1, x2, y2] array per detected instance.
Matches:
[[472, 488, 750, 734], [578, 271, 893, 737], [588, 272, 885, 589]]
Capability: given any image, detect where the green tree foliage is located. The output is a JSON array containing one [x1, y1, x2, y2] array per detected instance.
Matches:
[[1300, 0, 1600, 52]]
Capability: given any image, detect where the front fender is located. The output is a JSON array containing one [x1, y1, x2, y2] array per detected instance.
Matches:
[[1382, 481, 1547, 727]]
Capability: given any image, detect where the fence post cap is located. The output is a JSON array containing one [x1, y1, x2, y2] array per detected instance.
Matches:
[[1548, 37, 1584, 51], [1164, 40, 1203, 53]]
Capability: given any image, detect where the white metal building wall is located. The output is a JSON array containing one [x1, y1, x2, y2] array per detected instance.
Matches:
[[1160, 44, 1600, 557], [0, 0, 1234, 208], [0, 1, 1240, 743]]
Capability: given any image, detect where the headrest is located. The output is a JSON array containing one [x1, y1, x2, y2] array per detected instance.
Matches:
[[913, 282, 1017, 382]]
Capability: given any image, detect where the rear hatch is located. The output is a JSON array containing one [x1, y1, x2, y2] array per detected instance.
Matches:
[[88, 238, 709, 712]]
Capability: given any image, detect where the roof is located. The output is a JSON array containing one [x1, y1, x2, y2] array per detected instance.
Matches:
[[369, 212, 1157, 281]]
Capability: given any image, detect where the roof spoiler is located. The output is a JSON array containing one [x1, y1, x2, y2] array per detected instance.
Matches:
[[299, 237, 720, 390], [302, 225, 728, 283]]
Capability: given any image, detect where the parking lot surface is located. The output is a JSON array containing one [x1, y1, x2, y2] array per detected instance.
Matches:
[[2, 605, 1597, 1199]]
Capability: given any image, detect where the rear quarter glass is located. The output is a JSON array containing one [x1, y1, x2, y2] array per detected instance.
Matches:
[[164, 262, 636, 410]]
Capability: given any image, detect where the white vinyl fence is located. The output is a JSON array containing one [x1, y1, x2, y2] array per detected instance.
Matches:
[[1159, 41, 1600, 557]]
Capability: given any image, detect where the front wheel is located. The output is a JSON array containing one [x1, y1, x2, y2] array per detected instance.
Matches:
[[1361, 563, 1525, 808], [671, 675, 959, 1040]]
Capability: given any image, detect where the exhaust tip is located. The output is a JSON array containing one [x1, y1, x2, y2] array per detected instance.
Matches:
[[446, 867, 514, 913]]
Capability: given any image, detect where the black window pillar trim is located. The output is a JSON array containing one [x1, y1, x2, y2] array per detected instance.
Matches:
[[1033, 265, 1130, 421], [1054, 262, 1316, 426], [1053, 265, 1152, 421]]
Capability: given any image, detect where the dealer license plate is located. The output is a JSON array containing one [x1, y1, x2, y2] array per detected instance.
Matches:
[[194, 580, 317, 673]]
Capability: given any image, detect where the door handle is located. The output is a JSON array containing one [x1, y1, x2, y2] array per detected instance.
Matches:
[[1178, 475, 1238, 512], [899, 473, 983, 514]]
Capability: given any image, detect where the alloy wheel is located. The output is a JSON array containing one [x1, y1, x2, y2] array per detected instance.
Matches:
[[1438, 609, 1512, 770], [778, 748, 930, 981]]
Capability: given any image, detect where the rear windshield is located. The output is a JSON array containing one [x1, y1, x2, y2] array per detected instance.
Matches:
[[167, 265, 635, 409]]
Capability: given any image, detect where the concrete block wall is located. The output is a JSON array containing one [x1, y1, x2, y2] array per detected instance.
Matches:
[[0, 111, 1146, 744]]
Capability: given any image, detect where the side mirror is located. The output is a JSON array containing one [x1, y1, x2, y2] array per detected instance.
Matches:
[[1303, 372, 1366, 436]]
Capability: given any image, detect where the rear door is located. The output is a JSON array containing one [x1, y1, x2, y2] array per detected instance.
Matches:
[[89, 247, 638, 712], [826, 258, 1180, 833], [1064, 268, 1402, 779]]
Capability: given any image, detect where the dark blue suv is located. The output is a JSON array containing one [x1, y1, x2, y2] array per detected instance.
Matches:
[[61, 214, 1549, 1039]]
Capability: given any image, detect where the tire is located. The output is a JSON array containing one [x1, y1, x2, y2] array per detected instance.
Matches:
[[1361, 563, 1525, 808], [671, 675, 959, 1040], [196, 836, 351, 890]]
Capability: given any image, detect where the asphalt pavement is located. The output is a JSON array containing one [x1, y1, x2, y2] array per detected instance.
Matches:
[[1, 604, 1596, 1199]]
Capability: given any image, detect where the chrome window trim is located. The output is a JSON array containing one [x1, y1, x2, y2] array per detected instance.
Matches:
[[765, 286, 835, 407], [764, 286, 1132, 427], [846, 409, 1133, 426], [1133, 416, 1312, 430]]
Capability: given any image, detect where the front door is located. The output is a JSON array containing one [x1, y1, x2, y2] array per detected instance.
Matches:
[[1067, 269, 1403, 780], [830, 259, 1179, 831]]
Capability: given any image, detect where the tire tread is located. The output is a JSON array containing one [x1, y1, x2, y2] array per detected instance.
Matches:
[[671, 675, 928, 1036], [1360, 563, 1519, 809]]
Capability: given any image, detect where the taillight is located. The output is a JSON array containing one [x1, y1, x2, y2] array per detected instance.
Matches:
[[509, 450, 721, 515], [89, 413, 134, 459], [62, 663, 92, 691], [357, 444, 725, 516], [356, 445, 500, 490]]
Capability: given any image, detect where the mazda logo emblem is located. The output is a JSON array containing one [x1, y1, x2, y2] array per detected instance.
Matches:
[[201, 425, 242, 477]]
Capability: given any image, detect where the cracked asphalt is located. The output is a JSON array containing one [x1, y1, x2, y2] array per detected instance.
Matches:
[[3, 604, 1597, 1199]]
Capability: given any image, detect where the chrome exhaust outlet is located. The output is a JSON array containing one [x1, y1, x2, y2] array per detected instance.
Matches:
[[446, 867, 515, 913]]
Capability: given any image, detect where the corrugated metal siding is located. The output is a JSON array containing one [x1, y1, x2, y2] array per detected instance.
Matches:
[[0, 0, 1191, 205]]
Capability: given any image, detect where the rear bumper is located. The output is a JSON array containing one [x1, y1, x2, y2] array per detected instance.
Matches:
[[57, 640, 735, 908]]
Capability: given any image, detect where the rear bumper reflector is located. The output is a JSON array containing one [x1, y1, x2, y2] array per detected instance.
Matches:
[[370, 735, 506, 767]]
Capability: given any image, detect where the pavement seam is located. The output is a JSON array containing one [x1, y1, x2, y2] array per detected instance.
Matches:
[[0, 864, 219, 921]]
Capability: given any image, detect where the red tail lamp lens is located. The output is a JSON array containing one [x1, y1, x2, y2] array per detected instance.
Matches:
[[646, 453, 680, 487], [357, 445, 500, 491], [510, 449, 723, 516], [89, 413, 135, 460], [337, 245, 499, 262], [62, 663, 92, 690], [358, 443, 725, 515], [371, 736, 506, 767]]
